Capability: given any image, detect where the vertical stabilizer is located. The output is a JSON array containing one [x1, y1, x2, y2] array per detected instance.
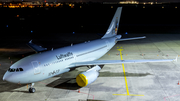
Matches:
[[102, 7, 122, 39]]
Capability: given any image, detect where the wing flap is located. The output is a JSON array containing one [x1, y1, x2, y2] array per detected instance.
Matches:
[[27, 40, 47, 53], [72, 59, 175, 67]]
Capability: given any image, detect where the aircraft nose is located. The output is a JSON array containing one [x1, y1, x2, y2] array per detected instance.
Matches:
[[3, 74, 6, 81], [3, 72, 13, 82], [3, 72, 9, 81]]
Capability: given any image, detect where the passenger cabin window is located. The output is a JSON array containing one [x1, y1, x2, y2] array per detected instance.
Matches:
[[8, 68, 24, 72]]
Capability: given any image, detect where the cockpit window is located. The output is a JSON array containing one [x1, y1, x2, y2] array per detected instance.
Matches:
[[16, 68, 19, 72], [8, 68, 24, 72], [11, 69, 16, 72], [8, 68, 11, 72], [19, 68, 23, 71]]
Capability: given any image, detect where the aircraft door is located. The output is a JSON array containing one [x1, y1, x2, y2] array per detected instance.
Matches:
[[31, 61, 41, 75]]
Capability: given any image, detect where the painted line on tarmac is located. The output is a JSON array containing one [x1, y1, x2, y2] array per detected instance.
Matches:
[[113, 47, 144, 96], [113, 94, 144, 96], [118, 48, 129, 95], [164, 94, 180, 101]]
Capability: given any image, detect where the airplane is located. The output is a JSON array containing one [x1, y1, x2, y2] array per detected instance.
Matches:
[[3, 7, 177, 93]]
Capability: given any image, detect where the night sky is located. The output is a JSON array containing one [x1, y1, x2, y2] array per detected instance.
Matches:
[[1, 0, 180, 3], [1, 0, 180, 38]]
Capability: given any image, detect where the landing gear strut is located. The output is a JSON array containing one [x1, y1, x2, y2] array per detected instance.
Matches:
[[28, 83, 36, 93]]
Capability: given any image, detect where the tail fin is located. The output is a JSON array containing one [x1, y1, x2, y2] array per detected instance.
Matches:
[[102, 7, 122, 39]]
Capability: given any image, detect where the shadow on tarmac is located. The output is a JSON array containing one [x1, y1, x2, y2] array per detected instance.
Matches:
[[47, 78, 81, 90], [46, 71, 152, 90], [0, 82, 27, 93]]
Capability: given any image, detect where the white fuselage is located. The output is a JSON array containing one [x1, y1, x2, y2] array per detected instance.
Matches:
[[3, 35, 119, 84]]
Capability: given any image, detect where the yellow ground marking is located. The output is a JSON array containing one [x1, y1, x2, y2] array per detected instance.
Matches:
[[113, 94, 144, 96], [113, 48, 144, 96]]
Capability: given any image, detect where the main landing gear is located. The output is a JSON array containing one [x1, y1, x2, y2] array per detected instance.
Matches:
[[28, 83, 36, 93]]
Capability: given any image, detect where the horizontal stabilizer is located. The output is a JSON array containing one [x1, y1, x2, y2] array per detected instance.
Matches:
[[72, 58, 175, 67], [117, 36, 146, 41], [27, 40, 47, 53]]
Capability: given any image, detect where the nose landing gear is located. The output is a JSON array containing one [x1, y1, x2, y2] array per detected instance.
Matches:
[[28, 83, 36, 93], [29, 87, 36, 93]]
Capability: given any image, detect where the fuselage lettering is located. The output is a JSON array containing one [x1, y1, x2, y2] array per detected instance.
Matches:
[[56, 52, 73, 60], [48, 69, 60, 76]]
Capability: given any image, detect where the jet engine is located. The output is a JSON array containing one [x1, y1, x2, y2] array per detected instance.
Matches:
[[76, 65, 101, 87]]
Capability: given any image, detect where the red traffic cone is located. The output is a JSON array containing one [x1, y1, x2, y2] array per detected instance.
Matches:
[[178, 81, 180, 85], [78, 89, 80, 93]]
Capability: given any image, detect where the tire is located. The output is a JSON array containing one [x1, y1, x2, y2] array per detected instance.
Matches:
[[29, 88, 36, 93]]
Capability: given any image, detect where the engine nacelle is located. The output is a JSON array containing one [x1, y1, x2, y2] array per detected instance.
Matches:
[[76, 65, 101, 87]]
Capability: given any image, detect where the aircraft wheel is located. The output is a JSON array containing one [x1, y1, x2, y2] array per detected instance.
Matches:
[[29, 88, 36, 93]]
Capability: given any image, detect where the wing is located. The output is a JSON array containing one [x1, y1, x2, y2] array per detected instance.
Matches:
[[27, 40, 47, 53], [116, 36, 146, 41], [70, 58, 177, 67]]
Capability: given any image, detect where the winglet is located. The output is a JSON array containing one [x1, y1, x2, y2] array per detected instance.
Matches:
[[174, 55, 178, 62], [29, 40, 32, 43]]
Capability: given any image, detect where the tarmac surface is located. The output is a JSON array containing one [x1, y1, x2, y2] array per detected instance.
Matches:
[[0, 33, 180, 101]]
